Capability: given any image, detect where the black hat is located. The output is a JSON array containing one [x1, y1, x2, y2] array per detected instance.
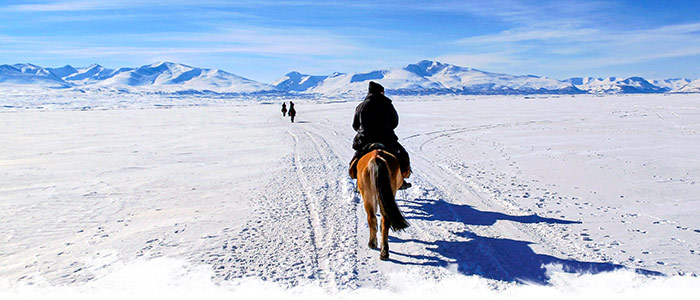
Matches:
[[368, 81, 384, 94]]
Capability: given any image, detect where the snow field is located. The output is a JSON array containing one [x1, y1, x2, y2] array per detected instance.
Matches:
[[1, 93, 700, 297]]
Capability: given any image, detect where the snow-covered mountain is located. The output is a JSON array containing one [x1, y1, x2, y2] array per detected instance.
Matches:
[[45, 65, 79, 79], [0, 64, 69, 88], [411, 60, 584, 94], [271, 71, 330, 92], [651, 78, 692, 91], [565, 77, 667, 94], [63, 64, 120, 84], [82, 62, 275, 93], [275, 60, 583, 95], [1, 62, 275, 93], [676, 78, 700, 93]]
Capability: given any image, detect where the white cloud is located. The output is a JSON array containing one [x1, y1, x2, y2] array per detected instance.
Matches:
[[454, 28, 602, 45], [433, 53, 524, 70], [7, 1, 136, 12], [0, 25, 360, 58], [447, 22, 700, 73]]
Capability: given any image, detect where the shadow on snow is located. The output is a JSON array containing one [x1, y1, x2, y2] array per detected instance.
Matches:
[[385, 198, 662, 284]]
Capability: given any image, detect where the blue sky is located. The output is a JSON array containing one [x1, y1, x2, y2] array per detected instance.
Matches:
[[2, 0, 700, 82]]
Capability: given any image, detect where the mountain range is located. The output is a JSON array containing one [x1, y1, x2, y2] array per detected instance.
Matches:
[[0, 62, 273, 93], [1, 60, 698, 96]]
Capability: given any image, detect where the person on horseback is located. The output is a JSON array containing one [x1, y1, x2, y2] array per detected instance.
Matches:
[[288, 101, 296, 123], [349, 81, 412, 190], [281, 102, 287, 117]]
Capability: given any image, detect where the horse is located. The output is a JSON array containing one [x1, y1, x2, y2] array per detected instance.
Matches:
[[355, 148, 410, 260]]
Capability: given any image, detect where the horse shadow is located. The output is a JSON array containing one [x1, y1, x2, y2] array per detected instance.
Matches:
[[404, 198, 581, 226], [385, 198, 662, 284]]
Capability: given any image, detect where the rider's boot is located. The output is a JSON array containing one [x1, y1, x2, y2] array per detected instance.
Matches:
[[398, 164, 412, 190], [349, 154, 360, 193], [398, 180, 412, 190]]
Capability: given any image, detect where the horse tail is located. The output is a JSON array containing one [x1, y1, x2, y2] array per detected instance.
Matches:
[[369, 156, 409, 231]]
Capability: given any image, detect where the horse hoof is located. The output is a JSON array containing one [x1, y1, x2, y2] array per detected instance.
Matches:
[[368, 241, 377, 249], [379, 250, 389, 260]]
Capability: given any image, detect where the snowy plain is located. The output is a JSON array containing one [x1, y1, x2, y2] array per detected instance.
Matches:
[[1, 91, 700, 298]]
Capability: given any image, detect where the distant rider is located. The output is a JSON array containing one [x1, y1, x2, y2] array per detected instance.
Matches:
[[282, 102, 287, 117], [349, 81, 411, 190], [288, 101, 296, 123]]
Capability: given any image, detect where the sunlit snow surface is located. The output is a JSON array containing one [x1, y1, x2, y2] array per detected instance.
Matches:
[[1, 90, 699, 298]]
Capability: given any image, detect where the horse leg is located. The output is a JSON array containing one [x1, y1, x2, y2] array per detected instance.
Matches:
[[364, 197, 378, 249], [379, 216, 390, 260]]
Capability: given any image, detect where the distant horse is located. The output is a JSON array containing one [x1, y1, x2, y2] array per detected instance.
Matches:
[[356, 148, 410, 260]]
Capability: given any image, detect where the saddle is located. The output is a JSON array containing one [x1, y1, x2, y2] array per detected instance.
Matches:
[[349, 143, 396, 179], [364, 142, 388, 153]]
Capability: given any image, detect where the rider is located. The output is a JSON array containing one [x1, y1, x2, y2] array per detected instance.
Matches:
[[349, 81, 412, 190]]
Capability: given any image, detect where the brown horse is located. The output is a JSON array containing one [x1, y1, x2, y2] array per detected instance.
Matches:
[[356, 149, 410, 260]]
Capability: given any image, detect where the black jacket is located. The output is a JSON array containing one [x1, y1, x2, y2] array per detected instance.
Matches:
[[352, 92, 399, 150]]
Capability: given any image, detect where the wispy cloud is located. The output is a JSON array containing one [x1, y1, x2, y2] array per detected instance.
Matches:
[[433, 52, 524, 70], [445, 19, 700, 76], [0, 27, 359, 58], [7, 0, 137, 12], [454, 27, 603, 45], [3, 0, 367, 12]]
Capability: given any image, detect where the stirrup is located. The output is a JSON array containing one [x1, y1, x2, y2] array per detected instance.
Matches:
[[398, 180, 412, 190]]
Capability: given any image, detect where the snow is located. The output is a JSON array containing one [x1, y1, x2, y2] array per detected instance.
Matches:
[[1, 92, 700, 298]]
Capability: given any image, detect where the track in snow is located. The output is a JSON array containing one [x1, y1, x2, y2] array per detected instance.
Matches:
[[205, 120, 361, 289]]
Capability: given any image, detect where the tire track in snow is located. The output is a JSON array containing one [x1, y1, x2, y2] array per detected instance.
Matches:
[[204, 130, 322, 287], [653, 107, 700, 135], [291, 126, 362, 290], [288, 130, 324, 281], [300, 119, 393, 289], [205, 119, 361, 289], [402, 120, 556, 152]]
